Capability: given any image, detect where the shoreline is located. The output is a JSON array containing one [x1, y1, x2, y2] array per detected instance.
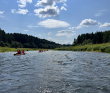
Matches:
[[0, 47, 46, 52], [55, 43, 110, 54], [0, 43, 110, 54]]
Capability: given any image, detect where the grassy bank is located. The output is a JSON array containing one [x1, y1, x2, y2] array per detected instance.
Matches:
[[56, 43, 110, 53], [0, 47, 39, 52]]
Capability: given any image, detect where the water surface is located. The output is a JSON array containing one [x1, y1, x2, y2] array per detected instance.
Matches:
[[0, 51, 110, 93]]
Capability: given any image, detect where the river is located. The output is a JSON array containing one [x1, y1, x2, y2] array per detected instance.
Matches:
[[0, 51, 110, 93]]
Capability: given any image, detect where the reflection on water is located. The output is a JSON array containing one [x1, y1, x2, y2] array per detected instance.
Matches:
[[0, 51, 110, 93]]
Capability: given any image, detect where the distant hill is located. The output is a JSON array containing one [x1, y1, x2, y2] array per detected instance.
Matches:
[[0, 28, 62, 49], [73, 30, 110, 45]]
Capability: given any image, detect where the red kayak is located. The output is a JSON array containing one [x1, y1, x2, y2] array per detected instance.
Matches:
[[14, 53, 27, 56]]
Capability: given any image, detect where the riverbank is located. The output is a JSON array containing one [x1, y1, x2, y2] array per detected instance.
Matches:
[[1, 43, 110, 53], [0, 47, 40, 52], [56, 43, 110, 53]]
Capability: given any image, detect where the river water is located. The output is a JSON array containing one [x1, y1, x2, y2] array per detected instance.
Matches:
[[0, 51, 110, 93]]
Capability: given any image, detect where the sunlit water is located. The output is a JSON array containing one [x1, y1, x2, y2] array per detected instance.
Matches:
[[0, 51, 110, 93]]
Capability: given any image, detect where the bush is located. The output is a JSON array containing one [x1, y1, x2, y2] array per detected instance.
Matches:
[[93, 46, 100, 51], [105, 46, 110, 53]]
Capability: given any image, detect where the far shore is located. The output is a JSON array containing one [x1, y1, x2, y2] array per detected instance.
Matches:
[[55, 43, 110, 54], [0, 47, 50, 52], [0, 43, 110, 54]]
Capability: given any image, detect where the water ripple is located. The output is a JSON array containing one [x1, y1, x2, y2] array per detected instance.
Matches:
[[0, 51, 110, 93]]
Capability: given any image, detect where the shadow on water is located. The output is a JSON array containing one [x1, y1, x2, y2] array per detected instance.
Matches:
[[0, 51, 110, 93]]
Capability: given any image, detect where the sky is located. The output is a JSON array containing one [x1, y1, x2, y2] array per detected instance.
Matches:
[[0, 0, 110, 44]]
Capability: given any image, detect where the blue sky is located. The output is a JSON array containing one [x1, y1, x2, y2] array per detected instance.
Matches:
[[0, 0, 110, 44]]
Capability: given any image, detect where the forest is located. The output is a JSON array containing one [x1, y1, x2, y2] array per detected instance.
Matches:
[[1, 28, 110, 49], [73, 30, 110, 45], [0, 28, 62, 49]]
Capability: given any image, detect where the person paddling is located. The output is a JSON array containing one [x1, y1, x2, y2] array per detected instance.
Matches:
[[17, 50, 21, 54], [22, 50, 25, 54]]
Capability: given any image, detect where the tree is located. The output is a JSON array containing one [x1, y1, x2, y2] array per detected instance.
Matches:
[[0, 41, 4, 47], [82, 39, 93, 45]]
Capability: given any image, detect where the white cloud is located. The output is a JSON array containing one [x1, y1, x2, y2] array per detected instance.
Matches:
[[35, 0, 67, 7], [99, 23, 110, 28], [35, 0, 55, 7], [17, 0, 32, 8], [68, 27, 74, 30], [0, 11, 4, 18], [35, 0, 67, 18], [80, 19, 98, 26], [17, 9, 28, 15], [24, 30, 29, 32], [61, 6, 67, 11], [95, 10, 107, 17], [34, 6, 59, 18], [48, 32, 52, 35], [27, 25, 39, 28], [76, 19, 99, 29], [0, 11, 4, 15], [56, 30, 75, 38], [11, 9, 16, 13], [55, 0, 67, 3], [38, 19, 70, 28], [11, 9, 28, 15]]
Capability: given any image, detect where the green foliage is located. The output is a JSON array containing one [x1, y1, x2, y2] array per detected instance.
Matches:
[[82, 39, 93, 45], [0, 41, 4, 47], [73, 31, 110, 45], [0, 28, 62, 49], [56, 43, 110, 53]]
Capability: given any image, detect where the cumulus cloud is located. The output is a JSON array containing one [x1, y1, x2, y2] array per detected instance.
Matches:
[[35, 0, 54, 7], [36, 0, 67, 7], [35, 0, 67, 18], [34, 6, 59, 18], [38, 19, 70, 28], [17, 0, 32, 8], [80, 19, 98, 26], [76, 19, 99, 29], [56, 30, 75, 38], [99, 23, 110, 28], [17, 9, 28, 15]]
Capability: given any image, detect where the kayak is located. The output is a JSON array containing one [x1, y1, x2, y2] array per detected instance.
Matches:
[[14, 53, 27, 56]]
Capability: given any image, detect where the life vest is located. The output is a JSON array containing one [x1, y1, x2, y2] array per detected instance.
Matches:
[[18, 50, 21, 54], [22, 50, 24, 53]]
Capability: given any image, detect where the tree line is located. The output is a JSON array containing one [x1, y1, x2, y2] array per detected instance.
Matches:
[[0, 28, 62, 49], [73, 30, 110, 45]]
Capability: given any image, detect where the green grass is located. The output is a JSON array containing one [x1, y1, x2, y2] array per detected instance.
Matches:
[[1, 43, 110, 53], [0, 47, 38, 52], [55, 43, 110, 53], [0, 47, 16, 52], [0, 47, 51, 52]]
